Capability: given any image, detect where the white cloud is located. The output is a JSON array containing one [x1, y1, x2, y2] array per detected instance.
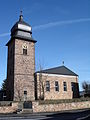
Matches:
[[0, 32, 10, 37], [0, 18, 90, 37], [33, 18, 90, 31]]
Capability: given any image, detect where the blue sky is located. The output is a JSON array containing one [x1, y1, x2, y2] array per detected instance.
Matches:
[[0, 0, 90, 90]]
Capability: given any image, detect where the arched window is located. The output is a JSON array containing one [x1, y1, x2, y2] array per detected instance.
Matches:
[[23, 48, 27, 55]]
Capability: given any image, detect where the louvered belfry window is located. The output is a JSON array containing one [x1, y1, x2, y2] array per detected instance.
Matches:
[[23, 44, 27, 55]]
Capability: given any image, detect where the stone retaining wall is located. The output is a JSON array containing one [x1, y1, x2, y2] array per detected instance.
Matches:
[[0, 101, 90, 113], [0, 102, 18, 113], [32, 101, 90, 113]]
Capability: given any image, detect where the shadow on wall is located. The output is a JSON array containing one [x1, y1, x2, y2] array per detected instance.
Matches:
[[72, 82, 79, 98], [0, 90, 7, 101]]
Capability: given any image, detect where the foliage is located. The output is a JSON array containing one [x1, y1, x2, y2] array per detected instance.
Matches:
[[1, 79, 7, 91]]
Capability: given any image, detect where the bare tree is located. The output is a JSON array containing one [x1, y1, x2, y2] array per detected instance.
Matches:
[[82, 81, 90, 97], [14, 81, 23, 101], [38, 64, 44, 100], [82, 81, 88, 93], [36, 63, 47, 100], [35, 61, 55, 100]]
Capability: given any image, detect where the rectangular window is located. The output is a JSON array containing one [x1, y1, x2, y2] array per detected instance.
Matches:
[[24, 91, 27, 95], [46, 81, 50, 92], [55, 81, 59, 91], [63, 82, 67, 91], [23, 49, 27, 55]]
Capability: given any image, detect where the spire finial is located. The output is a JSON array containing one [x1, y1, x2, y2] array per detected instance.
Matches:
[[19, 10, 23, 21]]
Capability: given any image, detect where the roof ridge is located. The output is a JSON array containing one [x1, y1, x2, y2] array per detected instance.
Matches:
[[36, 65, 78, 76]]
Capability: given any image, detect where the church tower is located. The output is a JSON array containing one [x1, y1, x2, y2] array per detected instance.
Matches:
[[6, 13, 36, 101]]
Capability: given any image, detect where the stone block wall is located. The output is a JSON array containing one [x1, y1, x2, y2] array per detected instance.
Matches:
[[0, 102, 18, 114], [14, 39, 35, 101], [0, 101, 90, 113], [6, 38, 35, 101], [32, 101, 90, 113], [35, 73, 79, 100]]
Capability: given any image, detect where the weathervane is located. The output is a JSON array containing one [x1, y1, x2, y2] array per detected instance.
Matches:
[[19, 10, 23, 21], [62, 61, 64, 65], [20, 10, 23, 16]]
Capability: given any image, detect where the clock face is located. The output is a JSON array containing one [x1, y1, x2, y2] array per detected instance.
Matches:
[[22, 43, 28, 49]]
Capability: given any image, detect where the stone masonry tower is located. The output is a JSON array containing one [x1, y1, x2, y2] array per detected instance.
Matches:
[[6, 13, 36, 101]]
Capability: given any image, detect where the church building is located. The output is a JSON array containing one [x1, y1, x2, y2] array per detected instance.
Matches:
[[6, 13, 79, 101]]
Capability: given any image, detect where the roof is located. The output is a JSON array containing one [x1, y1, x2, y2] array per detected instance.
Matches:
[[6, 36, 37, 46], [11, 15, 32, 34], [6, 14, 37, 46], [36, 66, 78, 76], [11, 20, 31, 30]]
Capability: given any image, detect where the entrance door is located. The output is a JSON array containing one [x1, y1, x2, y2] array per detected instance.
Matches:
[[23, 101, 32, 109]]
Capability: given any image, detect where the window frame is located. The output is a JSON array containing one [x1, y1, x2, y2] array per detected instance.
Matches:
[[55, 81, 59, 92], [46, 81, 50, 92], [23, 48, 27, 55], [63, 82, 67, 91], [24, 90, 27, 95]]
